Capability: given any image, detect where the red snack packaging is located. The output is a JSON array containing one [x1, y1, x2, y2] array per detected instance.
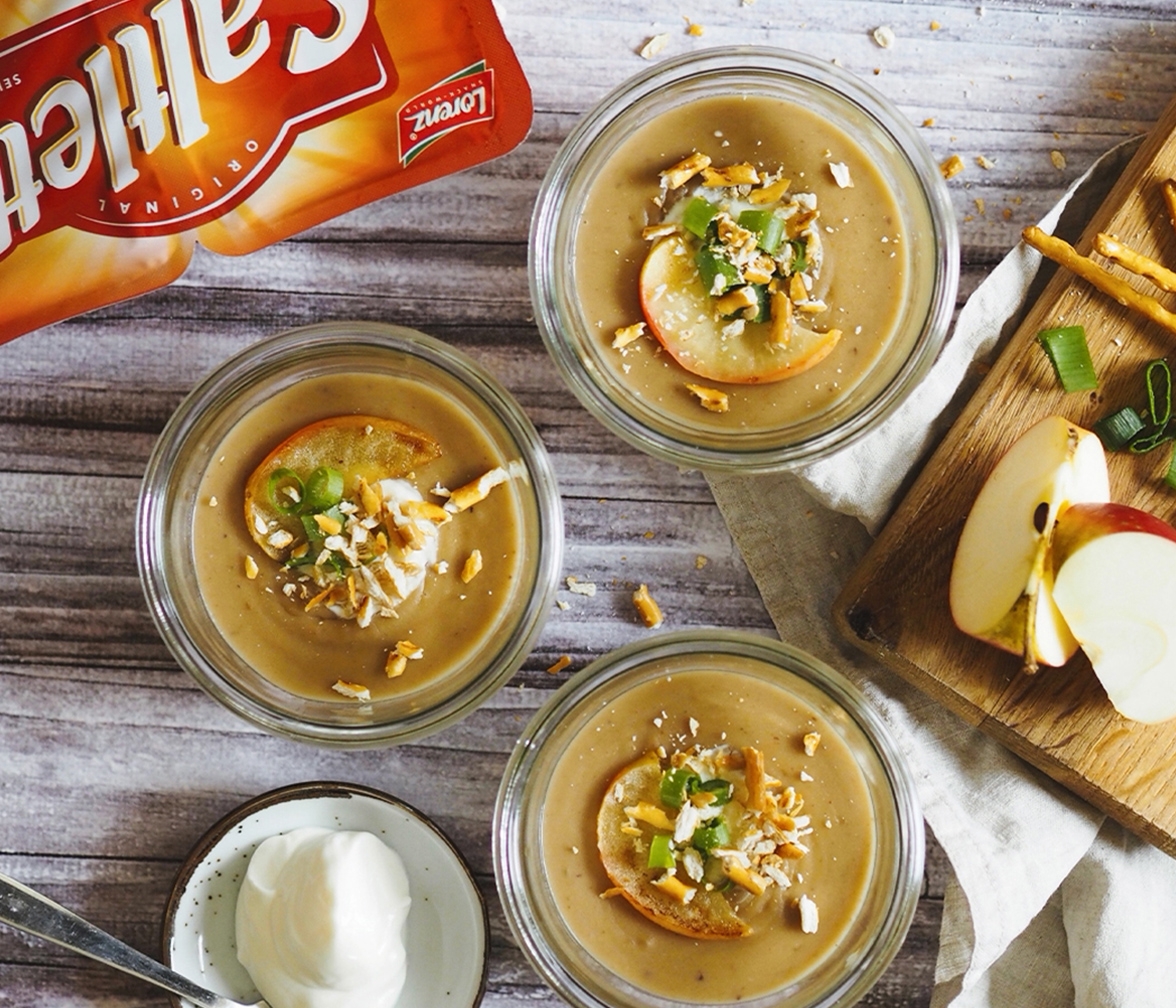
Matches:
[[0, 0, 532, 345]]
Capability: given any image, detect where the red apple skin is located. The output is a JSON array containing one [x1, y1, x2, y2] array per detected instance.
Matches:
[[1051, 502, 1176, 577]]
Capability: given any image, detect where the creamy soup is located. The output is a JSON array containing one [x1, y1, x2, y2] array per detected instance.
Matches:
[[192, 371, 526, 703], [573, 93, 915, 433], [541, 667, 877, 1002]]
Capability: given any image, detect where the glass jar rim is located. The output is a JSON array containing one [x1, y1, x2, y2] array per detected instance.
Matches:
[[529, 45, 960, 472], [137, 321, 564, 747], [493, 628, 925, 1008]]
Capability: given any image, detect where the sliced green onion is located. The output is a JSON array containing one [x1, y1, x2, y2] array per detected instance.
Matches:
[[267, 468, 304, 513], [1166, 444, 1176, 490], [737, 208, 784, 255], [1145, 359, 1173, 428], [1129, 426, 1176, 454], [696, 778, 733, 805], [787, 238, 807, 273], [1093, 406, 1145, 451], [302, 466, 344, 512], [691, 819, 730, 854], [695, 244, 740, 296], [1036, 325, 1098, 392], [659, 768, 698, 809], [647, 833, 676, 870], [682, 197, 719, 238]]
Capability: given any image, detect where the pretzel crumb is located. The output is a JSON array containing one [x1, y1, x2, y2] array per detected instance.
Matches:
[[612, 322, 647, 348], [803, 731, 821, 756], [633, 583, 664, 628], [332, 679, 371, 701], [685, 383, 729, 412], [547, 654, 573, 674], [940, 154, 964, 179], [461, 549, 484, 583], [244, 555, 259, 580]]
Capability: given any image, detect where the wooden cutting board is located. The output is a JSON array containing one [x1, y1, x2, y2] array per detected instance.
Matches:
[[834, 92, 1176, 857]]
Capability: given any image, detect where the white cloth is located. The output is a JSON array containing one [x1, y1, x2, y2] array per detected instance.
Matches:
[[708, 136, 1176, 1007]]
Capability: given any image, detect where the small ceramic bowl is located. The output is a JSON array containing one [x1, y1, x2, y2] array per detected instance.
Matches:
[[137, 321, 563, 747], [530, 46, 958, 472], [494, 630, 923, 1008], [163, 781, 487, 1008]]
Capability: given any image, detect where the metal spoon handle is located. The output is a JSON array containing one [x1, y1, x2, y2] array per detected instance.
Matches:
[[0, 872, 253, 1008]]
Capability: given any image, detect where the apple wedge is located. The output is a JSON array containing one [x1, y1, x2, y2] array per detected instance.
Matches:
[[1052, 502, 1176, 723], [244, 415, 441, 559], [948, 415, 1110, 672], [638, 235, 840, 384]]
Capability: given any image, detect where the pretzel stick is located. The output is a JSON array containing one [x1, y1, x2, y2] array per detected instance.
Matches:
[[1021, 225, 1176, 336], [1093, 232, 1176, 293], [1162, 178, 1176, 236]]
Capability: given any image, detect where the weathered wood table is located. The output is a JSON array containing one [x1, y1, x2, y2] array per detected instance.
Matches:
[[3, 1, 1176, 1005]]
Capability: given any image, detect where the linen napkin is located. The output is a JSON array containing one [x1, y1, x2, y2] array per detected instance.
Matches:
[[708, 137, 1176, 1007]]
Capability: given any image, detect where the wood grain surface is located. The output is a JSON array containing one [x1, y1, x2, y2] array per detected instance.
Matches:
[[3, 2, 1176, 1006], [837, 89, 1176, 857]]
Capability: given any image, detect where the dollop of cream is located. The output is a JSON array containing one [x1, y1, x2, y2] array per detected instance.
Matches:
[[236, 827, 411, 1008]]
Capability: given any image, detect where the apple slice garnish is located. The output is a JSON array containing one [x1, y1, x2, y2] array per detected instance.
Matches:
[[1051, 502, 1176, 723], [597, 752, 748, 940], [638, 235, 840, 385], [948, 415, 1110, 672], [244, 415, 441, 559]]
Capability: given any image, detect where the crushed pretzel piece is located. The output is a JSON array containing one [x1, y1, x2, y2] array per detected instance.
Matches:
[[401, 499, 451, 524], [685, 383, 729, 413], [701, 163, 760, 187], [313, 512, 343, 536], [612, 322, 647, 348], [1050, 149, 1067, 170], [803, 731, 822, 757], [632, 583, 664, 628], [652, 874, 696, 903], [749, 176, 791, 205], [331, 679, 371, 701], [940, 154, 964, 179], [659, 152, 711, 189], [461, 549, 484, 583], [385, 652, 408, 678], [547, 654, 573, 674], [724, 861, 767, 896], [244, 555, 260, 580], [396, 639, 424, 660], [445, 467, 510, 513], [872, 25, 896, 47], [976, 154, 996, 170], [743, 746, 768, 811]]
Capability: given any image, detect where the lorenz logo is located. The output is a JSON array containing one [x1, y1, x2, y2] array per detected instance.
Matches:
[[397, 62, 494, 166], [0, 0, 397, 259]]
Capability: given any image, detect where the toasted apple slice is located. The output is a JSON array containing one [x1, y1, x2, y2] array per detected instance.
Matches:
[[597, 752, 749, 939], [638, 235, 840, 385], [244, 415, 441, 559]]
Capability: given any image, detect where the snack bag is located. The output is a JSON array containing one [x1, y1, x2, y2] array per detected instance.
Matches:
[[0, 0, 532, 344]]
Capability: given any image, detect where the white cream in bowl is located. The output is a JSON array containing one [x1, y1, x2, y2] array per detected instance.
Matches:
[[235, 828, 411, 1008]]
